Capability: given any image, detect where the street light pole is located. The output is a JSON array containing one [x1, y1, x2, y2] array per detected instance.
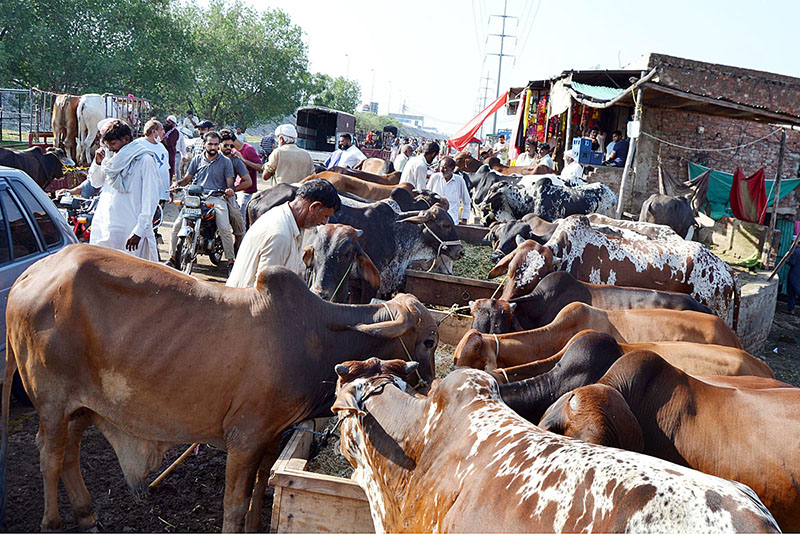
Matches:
[[370, 69, 375, 112], [345, 54, 350, 79]]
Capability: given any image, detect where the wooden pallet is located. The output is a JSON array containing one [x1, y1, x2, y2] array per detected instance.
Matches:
[[269, 419, 374, 533]]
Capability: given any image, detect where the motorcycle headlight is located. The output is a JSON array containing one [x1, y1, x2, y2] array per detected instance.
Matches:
[[184, 195, 201, 208]]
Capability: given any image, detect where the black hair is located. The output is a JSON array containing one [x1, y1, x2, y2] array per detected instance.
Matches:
[[203, 130, 221, 142], [525, 139, 536, 146], [186, 110, 193, 115], [422, 141, 440, 156], [612, 130, 623, 137], [218, 128, 236, 142], [339, 133, 352, 142], [297, 178, 341, 211], [101, 119, 132, 142], [539, 143, 551, 151]]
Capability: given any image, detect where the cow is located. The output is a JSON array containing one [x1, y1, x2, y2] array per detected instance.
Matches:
[[76, 93, 106, 166], [640, 193, 696, 239], [587, 213, 683, 241], [331, 357, 780, 533], [354, 157, 393, 175], [51, 94, 80, 162], [469, 164, 520, 207], [302, 224, 381, 303], [331, 203, 463, 294], [490, 215, 739, 326], [453, 301, 741, 372], [302, 171, 413, 201], [0, 146, 74, 190], [330, 165, 401, 185], [1, 245, 439, 532], [480, 176, 617, 224], [539, 350, 800, 532], [486, 155, 553, 176], [488, 329, 773, 384], [470, 271, 712, 334]]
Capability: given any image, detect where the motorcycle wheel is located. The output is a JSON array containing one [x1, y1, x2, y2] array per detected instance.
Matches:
[[208, 237, 224, 266], [178, 236, 194, 275]]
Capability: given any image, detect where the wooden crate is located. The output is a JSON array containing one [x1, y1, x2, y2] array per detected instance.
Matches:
[[269, 419, 374, 533]]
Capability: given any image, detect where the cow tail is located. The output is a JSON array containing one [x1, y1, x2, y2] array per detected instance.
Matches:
[[732, 278, 741, 333], [0, 335, 17, 529]]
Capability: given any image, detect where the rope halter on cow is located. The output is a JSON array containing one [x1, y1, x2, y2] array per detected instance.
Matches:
[[492, 333, 500, 364], [381, 302, 427, 390], [422, 222, 461, 272]]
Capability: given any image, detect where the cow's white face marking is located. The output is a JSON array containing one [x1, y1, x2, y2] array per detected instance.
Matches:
[[100, 370, 133, 403]]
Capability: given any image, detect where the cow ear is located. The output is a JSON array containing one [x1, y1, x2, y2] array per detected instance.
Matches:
[[488, 250, 514, 278], [302, 246, 314, 267], [397, 209, 434, 224], [331, 392, 366, 417], [355, 251, 381, 290]]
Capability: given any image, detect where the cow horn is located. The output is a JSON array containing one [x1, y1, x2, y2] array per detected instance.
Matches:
[[404, 361, 419, 377], [335, 364, 349, 377], [350, 305, 413, 339], [515, 235, 526, 246], [354, 229, 364, 238], [397, 210, 434, 224]]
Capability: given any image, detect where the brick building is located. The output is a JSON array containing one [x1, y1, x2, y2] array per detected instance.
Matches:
[[511, 53, 800, 217]]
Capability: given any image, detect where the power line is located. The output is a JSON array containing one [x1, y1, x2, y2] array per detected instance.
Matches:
[[487, 0, 516, 134], [514, 0, 543, 74]]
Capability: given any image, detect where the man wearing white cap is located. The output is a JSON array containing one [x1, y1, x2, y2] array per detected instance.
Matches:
[[163, 114, 181, 181], [263, 124, 314, 184], [561, 148, 586, 186]]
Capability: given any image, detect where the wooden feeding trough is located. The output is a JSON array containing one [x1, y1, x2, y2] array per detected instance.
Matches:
[[269, 419, 374, 533]]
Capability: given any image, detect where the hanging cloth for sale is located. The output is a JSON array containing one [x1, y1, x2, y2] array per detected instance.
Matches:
[[729, 167, 767, 224], [508, 91, 527, 162], [658, 164, 711, 214], [448, 92, 508, 151]]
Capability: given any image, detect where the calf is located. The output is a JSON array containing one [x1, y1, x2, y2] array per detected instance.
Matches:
[[490, 329, 772, 384], [640, 193, 696, 239], [2, 247, 439, 532], [332, 357, 779, 533], [0, 146, 74, 190], [302, 224, 381, 303], [539, 350, 800, 532], [471, 271, 712, 333], [484, 215, 556, 262], [454, 301, 741, 371], [491, 215, 739, 326]]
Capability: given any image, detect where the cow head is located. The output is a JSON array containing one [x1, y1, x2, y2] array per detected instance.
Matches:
[[489, 238, 556, 300], [538, 384, 644, 452], [453, 151, 480, 173], [412, 190, 448, 211], [397, 205, 464, 261], [485, 220, 534, 263], [349, 293, 438, 385], [469, 299, 521, 334], [47, 147, 76, 168], [303, 224, 380, 303], [453, 329, 497, 371], [332, 357, 420, 417]]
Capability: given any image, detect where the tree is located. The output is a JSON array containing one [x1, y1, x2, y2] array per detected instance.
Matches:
[[355, 112, 401, 132], [303, 74, 361, 113], [184, 0, 308, 128]]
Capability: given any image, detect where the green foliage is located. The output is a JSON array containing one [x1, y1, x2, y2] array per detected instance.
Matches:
[[355, 112, 401, 132], [0, 0, 360, 129], [302, 74, 361, 113]]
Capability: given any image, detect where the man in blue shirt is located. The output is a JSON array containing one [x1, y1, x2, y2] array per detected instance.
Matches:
[[167, 131, 237, 272], [605, 130, 629, 167]]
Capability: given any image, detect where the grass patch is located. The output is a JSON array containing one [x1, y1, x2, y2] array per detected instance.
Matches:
[[452, 242, 503, 281]]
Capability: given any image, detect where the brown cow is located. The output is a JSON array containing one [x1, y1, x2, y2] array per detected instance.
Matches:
[[354, 157, 393, 175], [302, 171, 412, 201], [453, 301, 742, 371], [331, 358, 780, 533], [539, 350, 800, 532], [329, 165, 401, 186], [490, 215, 739, 327], [488, 329, 772, 383], [486, 155, 552, 176], [1, 245, 439, 532], [51, 94, 80, 162]]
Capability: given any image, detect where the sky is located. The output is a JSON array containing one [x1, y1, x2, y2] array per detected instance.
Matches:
[[242, 0, 800, 137]]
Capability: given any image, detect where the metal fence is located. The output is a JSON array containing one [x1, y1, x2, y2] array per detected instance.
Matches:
[[0, 88, 59, 144]]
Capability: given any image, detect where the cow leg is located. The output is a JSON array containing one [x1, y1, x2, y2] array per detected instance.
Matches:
[[244, 448, 279, 532], [61, 411, 97, 530], [222, 447, 264, 533], [35, 416, 69, 531]]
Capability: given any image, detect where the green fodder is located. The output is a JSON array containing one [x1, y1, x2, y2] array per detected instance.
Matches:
[[452, 242, 503, 281]]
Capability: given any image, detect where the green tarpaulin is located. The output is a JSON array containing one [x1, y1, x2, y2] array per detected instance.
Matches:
[[570, 82, 626, 102], [688, 162, 800, 220]]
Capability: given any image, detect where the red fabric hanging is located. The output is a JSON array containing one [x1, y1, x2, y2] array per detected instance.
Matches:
[[447, 92, 508, 151], [729, 167, 767, 224]]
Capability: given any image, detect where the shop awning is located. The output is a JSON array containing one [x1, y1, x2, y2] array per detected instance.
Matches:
[[570, 82, 626, 102]]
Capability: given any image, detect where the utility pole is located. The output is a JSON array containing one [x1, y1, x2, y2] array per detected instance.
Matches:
[[478, 73, 494, 138], [487, 0, 516, 135]]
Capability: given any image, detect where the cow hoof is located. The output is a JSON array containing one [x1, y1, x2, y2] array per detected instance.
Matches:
[[128, 481, 149, 501], [77, 510, 97, 531], [40, 518, 63, 532]]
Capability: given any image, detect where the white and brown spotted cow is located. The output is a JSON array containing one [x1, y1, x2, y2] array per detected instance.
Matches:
[[332, 358, 779, 533], [491, 215, 739, 327]]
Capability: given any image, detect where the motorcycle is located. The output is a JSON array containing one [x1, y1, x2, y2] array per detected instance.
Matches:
[[171, 185, 226, 275], [57, 193, 99, 243]]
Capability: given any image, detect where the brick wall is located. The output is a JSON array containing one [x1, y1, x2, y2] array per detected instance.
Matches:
[[628, 107, 800, 216]]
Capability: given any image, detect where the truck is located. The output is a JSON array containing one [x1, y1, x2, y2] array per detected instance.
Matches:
[[295, 106, 356, 164]]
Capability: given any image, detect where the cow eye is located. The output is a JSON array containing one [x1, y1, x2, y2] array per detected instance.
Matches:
[[423, 338, 435, 348]]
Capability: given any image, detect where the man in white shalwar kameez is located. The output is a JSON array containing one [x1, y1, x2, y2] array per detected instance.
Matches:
[[88, 119, 161, 261]]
